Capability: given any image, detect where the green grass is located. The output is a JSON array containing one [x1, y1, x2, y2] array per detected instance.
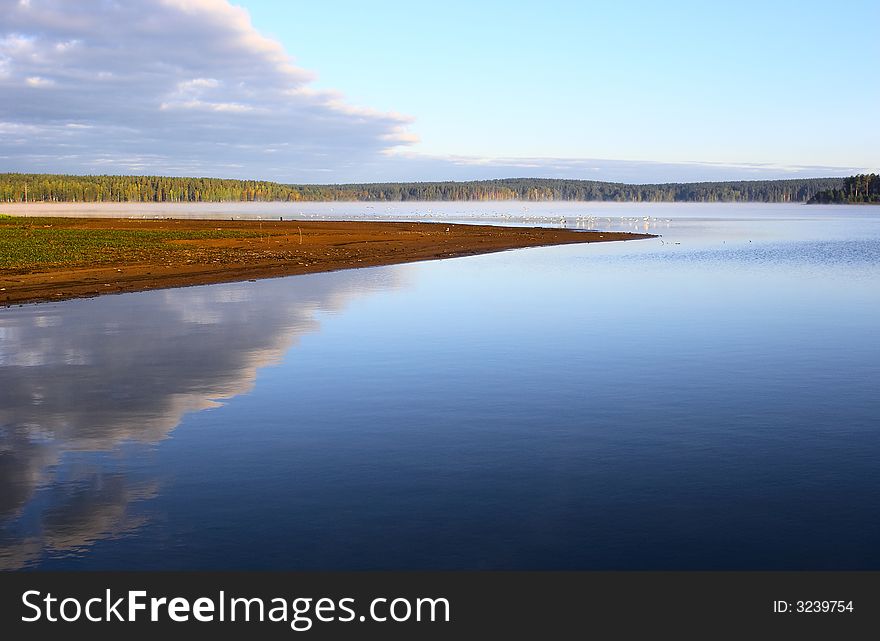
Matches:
[[0, 216, 267, 270]]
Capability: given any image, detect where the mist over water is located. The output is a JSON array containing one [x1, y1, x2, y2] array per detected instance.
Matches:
[[1, 204, 879, 569]]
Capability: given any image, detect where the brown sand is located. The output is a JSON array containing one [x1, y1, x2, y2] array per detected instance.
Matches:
[[1, 218, 654, 305]]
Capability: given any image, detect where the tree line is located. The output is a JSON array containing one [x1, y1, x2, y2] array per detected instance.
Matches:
[[807, 174, 880, 204], [0, 173, 851, 204]]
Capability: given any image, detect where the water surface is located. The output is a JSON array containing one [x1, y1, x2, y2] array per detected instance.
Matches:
[[2, 204, 879, 569]]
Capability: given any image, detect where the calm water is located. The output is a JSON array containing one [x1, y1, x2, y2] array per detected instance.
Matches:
[[2, 203, 879, 570]]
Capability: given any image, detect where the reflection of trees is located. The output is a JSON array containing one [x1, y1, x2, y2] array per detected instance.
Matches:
[[0, 267, 402, 568]]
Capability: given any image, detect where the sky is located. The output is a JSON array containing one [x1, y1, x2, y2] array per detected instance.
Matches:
[[0, 0, 877, 183]]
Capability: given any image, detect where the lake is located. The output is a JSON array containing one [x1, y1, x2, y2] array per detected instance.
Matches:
[[1, 202, 879, 570]]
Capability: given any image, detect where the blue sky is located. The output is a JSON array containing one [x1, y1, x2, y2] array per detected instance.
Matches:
[[1, 0, 877, 182], [243, 0, 879, 167]]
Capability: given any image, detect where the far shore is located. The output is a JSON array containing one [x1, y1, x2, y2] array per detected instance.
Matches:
[[0, 217, 655, 305]]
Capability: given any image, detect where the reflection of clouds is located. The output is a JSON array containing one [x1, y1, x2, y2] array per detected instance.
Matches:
[[0, 269, 400, 449], [0, 428, 58, 521], [0, 472, 158, 571], [0, 267, 403, 568], [41, 474, 158, 555]]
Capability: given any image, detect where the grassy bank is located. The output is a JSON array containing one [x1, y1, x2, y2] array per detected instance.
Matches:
[[0, 216, 654, 305], [0, 215, 267, 270]]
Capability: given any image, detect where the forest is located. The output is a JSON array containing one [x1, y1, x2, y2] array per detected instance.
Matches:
[[0, 173, 850, 204], [807, 174, 880, 204]]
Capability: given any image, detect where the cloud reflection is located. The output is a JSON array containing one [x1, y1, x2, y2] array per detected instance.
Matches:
[[0, 267, 402, 568]]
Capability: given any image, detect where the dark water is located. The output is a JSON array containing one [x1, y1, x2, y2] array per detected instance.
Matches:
[[2, 205, 879, 570]]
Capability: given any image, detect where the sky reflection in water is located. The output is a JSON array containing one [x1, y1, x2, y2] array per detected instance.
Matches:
[[1, 204, 879, 570]]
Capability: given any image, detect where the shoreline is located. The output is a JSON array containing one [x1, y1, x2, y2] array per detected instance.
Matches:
[[1, 217, 655, 305]]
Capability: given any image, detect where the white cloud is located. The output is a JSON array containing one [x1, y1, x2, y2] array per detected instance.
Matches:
[[0, 0, 415, 179], [24, 75, 53, 86], [178, 78, 220, 91], [159, 99, 256, 113]]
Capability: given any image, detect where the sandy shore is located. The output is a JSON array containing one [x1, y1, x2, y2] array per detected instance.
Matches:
[[1, 218, 654, 305]]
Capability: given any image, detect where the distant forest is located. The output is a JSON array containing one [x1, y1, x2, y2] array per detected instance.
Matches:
[[0, 173, 853, 204], [807, 174, 880, 204]]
